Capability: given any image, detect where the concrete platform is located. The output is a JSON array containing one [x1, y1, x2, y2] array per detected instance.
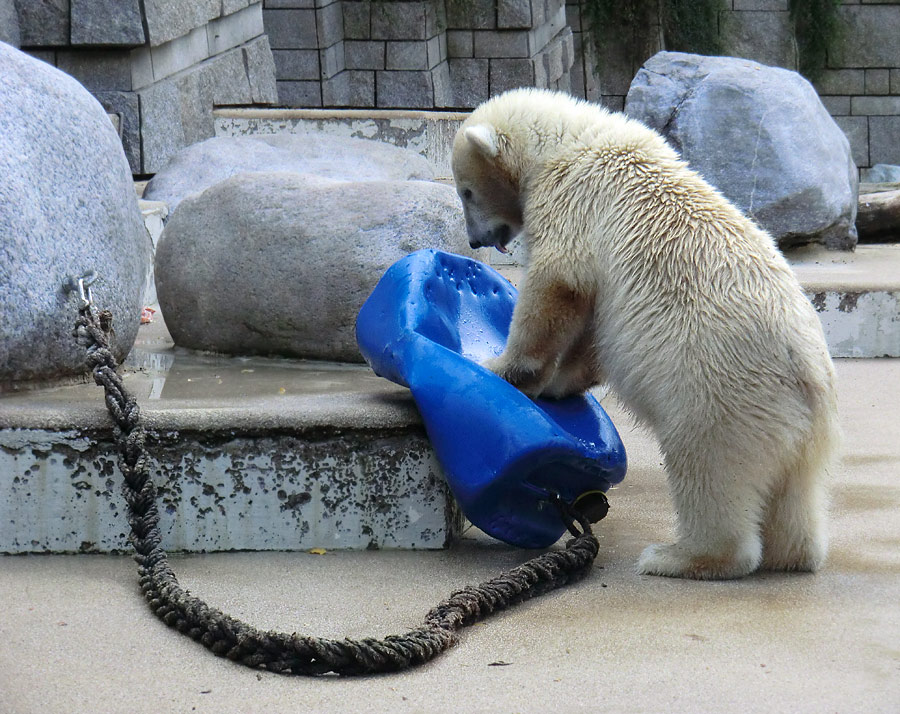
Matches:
[[1, 357, 898, 713], [0, 313, 463, 552], [2, 243, 899, 552], [789, 243, 900, 357], [214, 108, 467, 181], [498, 243, 900, 358]]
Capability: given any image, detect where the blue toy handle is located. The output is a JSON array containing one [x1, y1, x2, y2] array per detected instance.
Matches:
[[356, 250, 626, 548]]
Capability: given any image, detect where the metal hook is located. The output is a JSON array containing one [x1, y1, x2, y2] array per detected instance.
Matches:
[[548, 491, 595, 539], [64, 271, 97, 308]]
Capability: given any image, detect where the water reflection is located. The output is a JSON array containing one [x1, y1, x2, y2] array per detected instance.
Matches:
[[125, 341, 398, 402]]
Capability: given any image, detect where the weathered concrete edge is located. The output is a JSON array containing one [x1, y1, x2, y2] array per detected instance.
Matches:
[[0, 424, 464, 554], [0, 389, 422, 432], [787, 245, 900, 294], [213, 108, 470, 122], [214, 108, 468, 179], [806, 289, 900, 358], [0, 367, 465, 553]]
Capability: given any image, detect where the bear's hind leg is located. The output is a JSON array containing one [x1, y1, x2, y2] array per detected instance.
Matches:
[[637, 438, 773, 580], [760, 459, 828, 573]]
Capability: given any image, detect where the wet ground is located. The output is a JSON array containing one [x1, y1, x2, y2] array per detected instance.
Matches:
[[1, 358, 898, 713]]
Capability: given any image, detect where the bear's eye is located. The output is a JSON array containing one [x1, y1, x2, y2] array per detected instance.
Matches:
[[462, 188, 473, 200]]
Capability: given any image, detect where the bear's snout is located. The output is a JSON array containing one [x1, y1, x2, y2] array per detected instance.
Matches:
[[469, 223, 512, 252]]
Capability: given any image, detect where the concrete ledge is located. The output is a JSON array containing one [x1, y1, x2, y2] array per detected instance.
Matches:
[[0, 319, 463, 553], [808, 291, 900, 358], [214, 108, 468, 179], [0, 423, 457, 554], [788, 244, 900, 357]]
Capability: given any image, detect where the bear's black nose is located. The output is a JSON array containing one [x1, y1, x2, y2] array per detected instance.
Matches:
[[494, 224, 511, 245]]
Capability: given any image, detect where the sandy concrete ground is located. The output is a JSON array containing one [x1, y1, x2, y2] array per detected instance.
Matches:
[[1, 358, 898, 714]]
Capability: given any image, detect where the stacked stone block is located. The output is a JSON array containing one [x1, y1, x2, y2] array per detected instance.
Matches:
[[263, 0, 573, 108], [265, 0, 349, 106], [565, 0, 663, 112], [568, 0, 900, 171], [445, 0, 574, 107], [11, 1, 278, 174], [0, 0, 19, 46], [265, 0, 450, 108], [815, 1, 900, 172], [721, 0, 796, 70], [264, 2, 321, 106], [360, 0, 449, 108]]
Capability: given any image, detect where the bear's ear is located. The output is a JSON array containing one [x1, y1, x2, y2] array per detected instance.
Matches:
[[464, 124, 499, 159]]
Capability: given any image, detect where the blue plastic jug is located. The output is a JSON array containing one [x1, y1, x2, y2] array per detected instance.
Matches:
[[356, 250, 626, 548]]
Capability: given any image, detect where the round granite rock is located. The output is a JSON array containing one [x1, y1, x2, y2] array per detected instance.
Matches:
[[0, 43, 149, 383], [626, 51, 858, 250], [0, 3, 20, 47], [864, 164, 900, 184], [143, 134, 436, 217], [155, 171, 476, 362]]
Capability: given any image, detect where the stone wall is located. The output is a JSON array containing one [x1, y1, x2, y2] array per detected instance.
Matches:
[[263, 0, 574, 108], [8, 1, 279, 174], [260, 0, 900, 171], [565, 0, 662, 111], [4, 1, 897, 172], [566, 0, 900, 172], [820, 1, 900, 173], [445, 0, 574, 105]]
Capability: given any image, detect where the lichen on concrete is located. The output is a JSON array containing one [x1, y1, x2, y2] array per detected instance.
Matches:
[[1, 426, 462, 553]]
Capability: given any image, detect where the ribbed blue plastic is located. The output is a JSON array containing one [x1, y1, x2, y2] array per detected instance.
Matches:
[[356, 250, 626, 548]]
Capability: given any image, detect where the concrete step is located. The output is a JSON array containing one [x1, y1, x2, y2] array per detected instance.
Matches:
[[0, 313, 463, 554], [2, 242, 898, 553], [497, 243, 900, 358], [1, 358, 898, 713], [788, 243, 900, 357]]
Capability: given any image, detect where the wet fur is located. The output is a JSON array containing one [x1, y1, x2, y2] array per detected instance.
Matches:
[[451, 88, 840, 580]]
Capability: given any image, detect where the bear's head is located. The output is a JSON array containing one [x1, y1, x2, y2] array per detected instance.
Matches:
[[451, 123, 523, 254]]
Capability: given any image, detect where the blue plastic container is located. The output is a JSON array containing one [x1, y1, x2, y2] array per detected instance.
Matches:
[[356, 250, 626, 548]]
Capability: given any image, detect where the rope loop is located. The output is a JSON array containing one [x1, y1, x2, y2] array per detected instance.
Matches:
[[73, 301, 602, 676]]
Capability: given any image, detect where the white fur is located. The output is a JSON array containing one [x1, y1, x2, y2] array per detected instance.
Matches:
[[465, 125, 499, 157], [451, 88, 840, 579]]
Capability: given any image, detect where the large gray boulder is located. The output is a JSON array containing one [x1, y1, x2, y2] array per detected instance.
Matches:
[[143, 134, 436, 217], [155, 172, 475, 362], [0, 1, 19, 47], [864, 164, 900, 184], [626, 52, 858, 250], [0, 42, 149, 383]]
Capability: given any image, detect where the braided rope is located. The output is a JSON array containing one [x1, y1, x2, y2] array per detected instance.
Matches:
[[73, 304, 600, 675]]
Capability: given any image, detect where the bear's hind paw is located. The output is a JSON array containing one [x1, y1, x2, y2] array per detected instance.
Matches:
[[637, 543, 759, 580]]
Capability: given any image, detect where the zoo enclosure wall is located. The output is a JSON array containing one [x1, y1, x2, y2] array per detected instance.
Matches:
[[6, 0, 899, 174]]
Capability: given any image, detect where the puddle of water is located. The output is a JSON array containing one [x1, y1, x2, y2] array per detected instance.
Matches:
[[152, 355, 390, 400], [122, 308, 400, 401]]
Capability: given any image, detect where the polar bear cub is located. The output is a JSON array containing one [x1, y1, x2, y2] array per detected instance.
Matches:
[[451, 88, 840, 580]]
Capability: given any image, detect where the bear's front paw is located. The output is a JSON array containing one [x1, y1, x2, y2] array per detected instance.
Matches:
[[482, 354, 544, 395], [537, 380, 582, 400], [539, 369, 594, 400], [637, 543, 758, 580], [482, 355, 507, 377]]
